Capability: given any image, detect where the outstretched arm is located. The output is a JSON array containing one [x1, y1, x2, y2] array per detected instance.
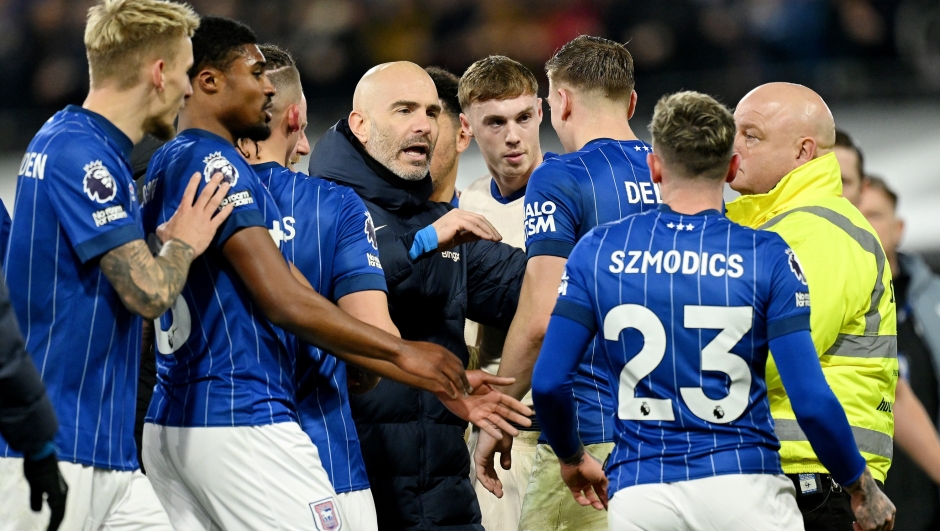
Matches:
[[335, 289, 532, 439], [101, 172, 233, 319], [224, 226, 470, 399]]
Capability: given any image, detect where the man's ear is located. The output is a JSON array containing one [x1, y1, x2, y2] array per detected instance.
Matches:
[[559, 88, 573, 122], [797, 137, 817, 164], [195, 68, 220, 94], [536, 97, 544, 122], [456, 120, 472, 154], [459, 113, 472, 138], [627, 90, 638, 120], [149, 60, 167, 92], [348, 110, 369, 144], [286, 104, 302, 133], [726, 153, 741, 183], [648, 152, 663, 184]]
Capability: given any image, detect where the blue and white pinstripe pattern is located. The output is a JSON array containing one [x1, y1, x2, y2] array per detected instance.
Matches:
[[528, 139, 659, 446], [559, 208, 795, 496], [1, 107, 144, 470], [142, 130, 295, 429], [258, 162, 380, 493]]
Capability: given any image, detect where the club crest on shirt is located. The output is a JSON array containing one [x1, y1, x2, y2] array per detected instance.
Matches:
[[202, 151, 239, 188], [364, 212, 378, 250], [82, 160, 117, 203], [310, 498, 341, 531], [785, 248, 807, 285]]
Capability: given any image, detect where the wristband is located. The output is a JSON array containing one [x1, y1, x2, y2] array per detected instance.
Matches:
[[26, 441, 57, 461], [408, 226, 439, 260], [559, 444, 586, 466]]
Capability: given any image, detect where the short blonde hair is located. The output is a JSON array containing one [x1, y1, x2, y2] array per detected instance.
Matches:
[[649, 91, 735, 181], [85, 0, 199, 89], [458, 56, 538, 112]]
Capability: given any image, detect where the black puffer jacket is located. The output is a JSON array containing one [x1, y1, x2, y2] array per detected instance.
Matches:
[[0, 276, 58, 455], [309, 120, 525, 531]]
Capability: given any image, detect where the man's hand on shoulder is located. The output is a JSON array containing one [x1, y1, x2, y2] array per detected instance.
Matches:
[[847, 468, 895, 531], [431, 209, 502, 251], [156, 172, 233, 256]]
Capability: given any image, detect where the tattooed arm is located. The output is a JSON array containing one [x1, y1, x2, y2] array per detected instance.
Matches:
[[101, 172, 233, 319], [100, 239, 195, 319]]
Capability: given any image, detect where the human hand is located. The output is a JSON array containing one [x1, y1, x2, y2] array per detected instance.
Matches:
[[437, 371, 532, 439], [157, 172, 233, 256], [23, 453, 68, 531], [848, 469, 895, 531], [398, 341, 471, 399], [430, 209, 501, 251], [559, 447, 608, 511], [473, 428, 515, 498]]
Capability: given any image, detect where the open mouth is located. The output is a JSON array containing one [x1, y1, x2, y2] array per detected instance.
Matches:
[[402, 144, 429, 161]]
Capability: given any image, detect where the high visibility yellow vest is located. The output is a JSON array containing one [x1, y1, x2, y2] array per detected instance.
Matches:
[[726, 153, 897, 482]]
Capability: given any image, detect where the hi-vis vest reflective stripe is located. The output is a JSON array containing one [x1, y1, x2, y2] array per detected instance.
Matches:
[[727, 153, 897, 483]]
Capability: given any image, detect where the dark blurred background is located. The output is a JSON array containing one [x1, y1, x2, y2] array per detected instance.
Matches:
[[0, 0, 938, 255]]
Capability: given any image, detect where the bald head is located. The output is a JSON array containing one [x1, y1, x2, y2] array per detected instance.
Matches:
[[349, 61, 442, 181], [731, 82, 836, 195]]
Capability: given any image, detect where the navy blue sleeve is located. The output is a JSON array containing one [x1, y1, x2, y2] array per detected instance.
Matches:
[[532, 314, 595, 460], [464, 239, 526, 331], [0, 199, 11, 266], [762, 235, 811, 339], [524, 161, 582, 259], [331, 189, 387, 300], [771, 330, 866, 486], [45, 143, 143, 263]]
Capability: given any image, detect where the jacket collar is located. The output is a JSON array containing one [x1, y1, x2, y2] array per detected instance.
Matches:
[[726, 152, 842, 228], [307, 119, 433, 213]]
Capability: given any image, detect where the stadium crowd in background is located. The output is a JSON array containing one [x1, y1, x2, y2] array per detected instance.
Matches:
[[0, 0, 935, 153], [1, 1, 939, 531]]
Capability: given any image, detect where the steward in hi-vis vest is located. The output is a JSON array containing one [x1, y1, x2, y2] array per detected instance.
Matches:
[[727, 152, 897, 482]]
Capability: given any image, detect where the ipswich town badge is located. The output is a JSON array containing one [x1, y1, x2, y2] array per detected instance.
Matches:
[[310, 498, 341, 531]]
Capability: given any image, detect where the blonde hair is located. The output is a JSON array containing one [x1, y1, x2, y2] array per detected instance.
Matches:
[[649, 91, 735, 181], [458, 56, 538, 112], [85, 0, 199, 89]]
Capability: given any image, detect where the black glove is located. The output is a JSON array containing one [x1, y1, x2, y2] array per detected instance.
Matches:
[[23, 453, 68, 531]]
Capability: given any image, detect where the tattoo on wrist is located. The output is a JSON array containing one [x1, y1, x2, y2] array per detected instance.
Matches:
[[560, 445, 586, 466]]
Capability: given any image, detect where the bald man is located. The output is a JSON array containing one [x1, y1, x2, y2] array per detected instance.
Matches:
[[726, 83, 896, 531], [308, 62, 528, 531]]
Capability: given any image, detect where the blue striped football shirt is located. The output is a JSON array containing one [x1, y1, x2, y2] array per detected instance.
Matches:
[[524, 138, 660, 444], [1, 105, 144, 470], [553, 206, 811, 495], [256, 161, 386, 494], [142, 129, 295, 428]]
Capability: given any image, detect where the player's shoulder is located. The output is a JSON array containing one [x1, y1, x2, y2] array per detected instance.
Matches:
[[528, 156, 581, 196]]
